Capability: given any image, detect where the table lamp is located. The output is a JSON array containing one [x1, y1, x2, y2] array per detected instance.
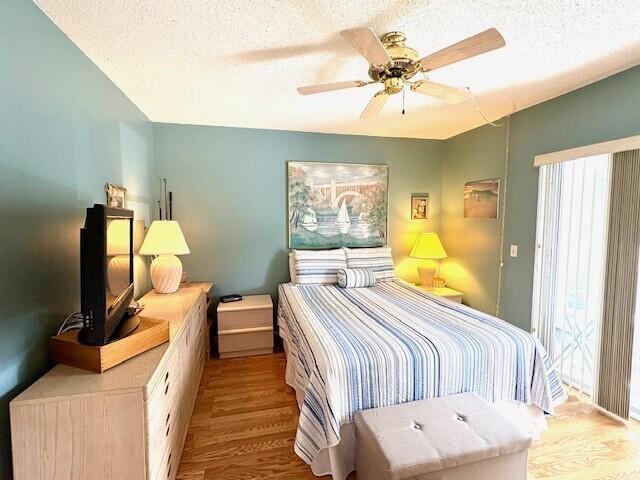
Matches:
[[410, 232, 447, 289], [139, 220, 190, 294]]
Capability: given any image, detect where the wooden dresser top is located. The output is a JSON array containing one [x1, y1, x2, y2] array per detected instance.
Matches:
[[13, 286, 204, 404]]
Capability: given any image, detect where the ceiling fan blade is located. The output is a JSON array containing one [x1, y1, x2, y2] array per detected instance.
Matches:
[[411, 80, 471, 103], [297, 80, 366, 95], [341, 28, 392, 66], [360, 91, 389, 118], [419, 28, 505, 71]]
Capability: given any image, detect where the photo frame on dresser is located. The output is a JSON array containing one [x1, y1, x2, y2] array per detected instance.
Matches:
[[105, 183, 127, 208], [287, 161, 389, 249]]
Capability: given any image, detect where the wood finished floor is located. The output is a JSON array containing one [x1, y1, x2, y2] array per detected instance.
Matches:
[[177, 353, 640, 480]]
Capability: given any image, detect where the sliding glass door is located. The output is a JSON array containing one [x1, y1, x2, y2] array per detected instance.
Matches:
[[532, 154, 612, 397]]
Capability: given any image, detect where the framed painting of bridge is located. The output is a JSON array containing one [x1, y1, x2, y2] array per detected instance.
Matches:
[[287, 161, 389, 249]]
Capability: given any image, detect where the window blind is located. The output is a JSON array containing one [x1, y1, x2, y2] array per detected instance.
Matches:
[[596, 149, 640, 419], [532, 155, 611, 397]]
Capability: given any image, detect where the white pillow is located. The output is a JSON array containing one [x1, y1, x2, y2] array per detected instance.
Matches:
[[291, 249, 347, 285], [343, 246, 396, 282]]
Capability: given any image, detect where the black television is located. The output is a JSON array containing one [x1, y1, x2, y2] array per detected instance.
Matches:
[[78, 204, 139, 346]]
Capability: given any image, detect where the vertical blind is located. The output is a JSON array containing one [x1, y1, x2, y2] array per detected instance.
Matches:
[[532, 154, 611, 397], [596, 149, 640, 419], [631, 274, 640, 419]]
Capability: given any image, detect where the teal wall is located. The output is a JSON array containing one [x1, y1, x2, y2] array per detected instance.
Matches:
[[0, 1, 155, 477], [441, 65, 640, 330], [441, 124, 508, 315], [153, 123, 444, 299]]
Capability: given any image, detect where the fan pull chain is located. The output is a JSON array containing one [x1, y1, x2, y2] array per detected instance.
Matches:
[[402, 88, 406, 115]]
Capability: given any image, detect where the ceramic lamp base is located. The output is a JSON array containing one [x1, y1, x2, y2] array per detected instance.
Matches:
[[150, 254, 182, 294], [417, 264, 436, 290]]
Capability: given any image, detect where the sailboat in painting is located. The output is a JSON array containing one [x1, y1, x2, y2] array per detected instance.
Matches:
[[301, 209, 318, 232], [336, 200, 351, 234]]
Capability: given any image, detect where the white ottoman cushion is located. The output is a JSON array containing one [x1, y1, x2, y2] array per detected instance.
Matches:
[[354, 392, 533, 480]]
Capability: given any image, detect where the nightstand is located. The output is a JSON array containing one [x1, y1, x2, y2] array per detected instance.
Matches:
[[418, 286, 463, 303], [217, 295, 274, 358]]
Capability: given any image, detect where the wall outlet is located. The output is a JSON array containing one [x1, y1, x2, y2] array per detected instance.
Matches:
[[510, 244, 518, 257]]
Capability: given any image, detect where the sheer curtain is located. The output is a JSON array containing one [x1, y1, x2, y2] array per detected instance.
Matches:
[[532, 154, 612, 397]]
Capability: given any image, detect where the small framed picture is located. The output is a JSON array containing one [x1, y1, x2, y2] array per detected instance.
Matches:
[[105, 183, 127, 208], [411, 193, 429, 220]]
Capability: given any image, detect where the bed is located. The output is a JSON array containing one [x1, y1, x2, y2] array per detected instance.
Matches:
[[277, 279, 566, 480]]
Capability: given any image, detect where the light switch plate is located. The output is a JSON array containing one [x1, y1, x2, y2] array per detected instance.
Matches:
[[510, 244, 518, 257]]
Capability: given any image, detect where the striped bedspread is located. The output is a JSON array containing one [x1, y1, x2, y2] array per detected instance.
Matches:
[[277, 280, 566, 467]]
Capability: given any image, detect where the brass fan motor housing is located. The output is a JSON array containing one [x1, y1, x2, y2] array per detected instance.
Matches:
[[368, 31, 421, 87], [381, 32, 420, 61]]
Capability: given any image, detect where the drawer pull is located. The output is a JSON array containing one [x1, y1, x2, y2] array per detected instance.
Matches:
[[167, 463, 171, 478], [164, 383, 170, 395], [166, 412, 171, 425], [165, 371, 169, 383], [166, 424, 170, 437], [167, 452, 172, 465], [218, 326, 273, 335]]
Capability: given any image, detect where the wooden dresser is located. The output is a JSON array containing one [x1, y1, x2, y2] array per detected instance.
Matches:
[[10, 284, 210, 480]]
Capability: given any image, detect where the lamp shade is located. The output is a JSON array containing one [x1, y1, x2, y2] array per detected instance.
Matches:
[[410, 232, 447, 260], [139, 220, 190, 256]]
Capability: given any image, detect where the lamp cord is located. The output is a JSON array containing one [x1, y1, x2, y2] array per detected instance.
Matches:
[[495, 114, 511, 317]]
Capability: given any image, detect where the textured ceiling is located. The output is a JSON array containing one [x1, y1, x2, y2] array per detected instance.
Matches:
[[35, 0, 640, 139]]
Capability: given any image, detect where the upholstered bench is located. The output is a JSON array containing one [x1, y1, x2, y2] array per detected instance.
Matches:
[[354, 392, 533, 480]]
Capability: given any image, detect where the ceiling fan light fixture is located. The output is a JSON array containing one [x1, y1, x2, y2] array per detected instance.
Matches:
[[384, 77, 404, 95], [298, 27, 506, 118]]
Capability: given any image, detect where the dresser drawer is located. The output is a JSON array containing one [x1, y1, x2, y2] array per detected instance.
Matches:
[[148, 412, 182, 480], [218, 327, 273, 358], [147, 368, 180, 445], [218, 307, 272, 331], [148, 377, 185, 479], [147, 342, 181, 413], [196, 329, 207, 375]]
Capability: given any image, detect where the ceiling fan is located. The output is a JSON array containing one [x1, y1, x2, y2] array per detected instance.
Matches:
[[297, 28, 505, 118]]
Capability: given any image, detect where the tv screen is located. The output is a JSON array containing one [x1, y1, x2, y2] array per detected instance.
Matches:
[[106, 217, 133, 311], [79, 205, 138, 346]]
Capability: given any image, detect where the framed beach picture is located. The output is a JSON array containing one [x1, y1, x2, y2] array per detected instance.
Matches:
[[287, 162, 389, 249], [411, 193, 429, 220], [464, 178, 500, 218]]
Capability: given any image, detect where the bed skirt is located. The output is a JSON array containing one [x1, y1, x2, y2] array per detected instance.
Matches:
[[282, 338, 548, 480]]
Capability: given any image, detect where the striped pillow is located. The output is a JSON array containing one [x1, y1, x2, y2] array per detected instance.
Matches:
[[343, 246, 396, 282], [292, 249, 347, 285], [337, 268, 376, 288]]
